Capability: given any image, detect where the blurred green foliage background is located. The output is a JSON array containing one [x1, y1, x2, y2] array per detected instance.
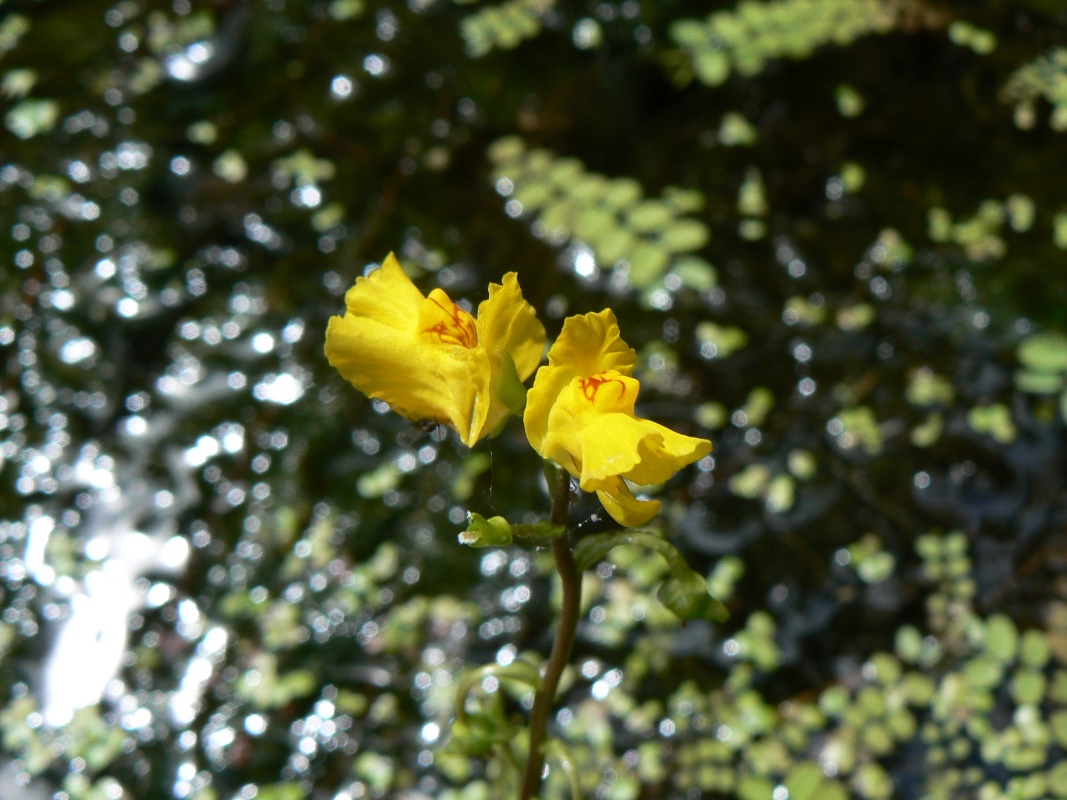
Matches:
[[3, 0, 1067, 798]]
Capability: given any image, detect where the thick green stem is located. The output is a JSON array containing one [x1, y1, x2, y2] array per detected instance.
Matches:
[[519, 468, 581, 800]]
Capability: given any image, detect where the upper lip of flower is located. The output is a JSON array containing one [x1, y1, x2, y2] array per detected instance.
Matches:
[[324, 253, 545, 447]]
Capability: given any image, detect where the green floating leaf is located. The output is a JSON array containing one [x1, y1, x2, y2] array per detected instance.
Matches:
[[670, 255, 717, 291], [963, 655, 1003, 689], [1050, 761, 1067, 798], [0, 68, 36, 99], [784, 761, 824, 800], [1018, 333, 1067, 373], [1021, 629, 1051, 668], [660, 219, 710, 252], [854, 762, 893, 800], [329, 0, 364, 20], [764, 473, 795, 514], [729, 464, 771, 499], [1051, 711, 1067, 749], [572, 207, 617, 244], [595, 227, 638, 266], [5, 98, 59, 139], [911, 412, 943, 447], [696, 321, 748, 358], [835, 83, 865, 117], [984, 613, 1019, 663], [1015, 369, 1064, 394], [1012, 669, 1047, 705], [625, 200, 674, 232], [693, 49, 730, 86], [547, 157, 585, 187], [737, 773, 775, 800], [602, 177, 643, 209], [513, 180, 555, 212], [906, 367, 955, 406], [663, 186, 705, 213], [967, 403, 1017, 443], [627, 242, 671, 288]]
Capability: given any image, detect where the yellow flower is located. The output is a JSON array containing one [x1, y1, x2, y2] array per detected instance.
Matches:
[[325, 253, 545, 446], [524, 309, 711, 527]]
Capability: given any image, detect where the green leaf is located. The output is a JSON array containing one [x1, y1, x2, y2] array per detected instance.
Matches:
[[670, 255, 718, 291], [445, 711, 517, 756], [963, 655, 1002, 689], [670, 19, 708, 48], [854, 762, 892, 800], [693, 49, 730, 86], [1011, 669, 1047, 705], [595, 227, 638, 266], [784, 761, 824, 800], [819, 781, 850, 800], [5, 98, 59, 140], [985, 613, 1018, 663], [737, 774, 774, 800], [602, 177, 642, 209], [1052, 711, 1067, 749], [547, 157, 584, 186], [447, 659, 542, 756], [1015, 368, 1064, 394], [488, 135, 527, 165], [658, 567, 726, 622], [569, 174, 609, 202], [1021, 629, 1051, 668], [458, 513, 513, 547], [1018, 333, 1067, 373], [573, 530, 728, 622], [627, 242, 670, 287], [540, 198, 577, 233], [572, 207, 617, 244], [625, 200, 674, 232], [458, 512, 564, 547], [662, 186, 705, 213], [1050, 761, 1067, 798], [660, 219, 710, 252], [513, 180, 555, 212]]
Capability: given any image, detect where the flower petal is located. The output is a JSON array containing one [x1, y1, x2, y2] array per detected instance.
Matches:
[[593, 477, 661, 527], [325, 308, 488, 446], [342, 252, 426, 328], [575, 412, 655, 488], [476, 272, 546, 381], [419, 288, 479, 348], [625, 426, 712, 486], [524, 309, 635, 454], [475, 272, 547, 438], [546, 309, 636, 380]]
